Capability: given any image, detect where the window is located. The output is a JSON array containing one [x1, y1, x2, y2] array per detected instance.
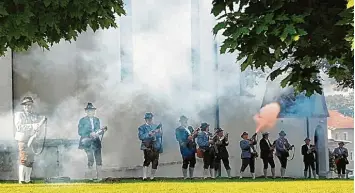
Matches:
[[343, 132, 348, 141], [335, 132, 339, 140], [350, 152, 353, 161]]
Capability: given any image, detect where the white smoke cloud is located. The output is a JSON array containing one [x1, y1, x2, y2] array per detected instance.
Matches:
[[4, 0, 348, 179], [5, 0, 265, 178]]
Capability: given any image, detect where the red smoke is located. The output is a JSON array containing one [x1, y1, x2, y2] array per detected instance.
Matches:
[[254, 102, 281, 133]]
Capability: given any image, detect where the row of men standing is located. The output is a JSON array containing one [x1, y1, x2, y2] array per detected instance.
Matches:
[[14, 98, 349, 183], [138, 113, 300, 180]]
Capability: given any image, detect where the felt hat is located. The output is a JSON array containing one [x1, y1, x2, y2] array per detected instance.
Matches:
[[279, 130, 286, 136], [144, 112, 154, 119], [179, 115, 188, 122], [214, 127, 223, 133], [84, 103, 96, 110], [241, 131, 248, 138], [21, 96, 34, 105], [200, 123, 210, 130]]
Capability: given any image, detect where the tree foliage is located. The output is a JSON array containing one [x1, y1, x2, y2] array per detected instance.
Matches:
[[212, 0, 354, 96], [0, 0, 125, 56]]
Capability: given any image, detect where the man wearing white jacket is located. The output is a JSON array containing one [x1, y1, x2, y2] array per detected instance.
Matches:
[[14, 96, 46, 184]]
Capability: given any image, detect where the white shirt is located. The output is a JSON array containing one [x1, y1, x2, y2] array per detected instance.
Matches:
[[184, 126, 191, 135], [90, 117, 94, 131]]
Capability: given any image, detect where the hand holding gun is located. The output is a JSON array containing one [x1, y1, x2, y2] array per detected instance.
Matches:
[[307, 145, 316, 154], [90, 126, 108, 138], [224, 132, 229, 141], [190, 127, 200, 139], [33, 116, 47, 132], [270, 143, 275, 151], [149, 123, 162, 136], [249, 133, 257, 144], [286, 144, 295, 151], [27, 116, 47, 147], [192, 127, 200, 135], [208, 133, 215, 144]]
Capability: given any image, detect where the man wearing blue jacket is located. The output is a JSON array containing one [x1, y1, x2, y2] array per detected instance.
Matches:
[[239, 132, 257, 179], [275, 130, 293, 178], [78, 103, 103, 180], [197, 122, 215, 179], [175, 115, 198, 179], [138, 112, 163, 180]]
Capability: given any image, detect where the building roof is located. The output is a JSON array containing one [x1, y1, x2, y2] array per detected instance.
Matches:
[[328, 138, 352, 144], [328, 110, 354, 129]]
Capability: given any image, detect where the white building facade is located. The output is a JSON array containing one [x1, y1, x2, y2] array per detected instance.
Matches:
[[0, 0, 331, 180]]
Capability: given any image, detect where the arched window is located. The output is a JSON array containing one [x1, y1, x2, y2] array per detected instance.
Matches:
[[350, 152, 353, 161], [343, 132, 348, 141]]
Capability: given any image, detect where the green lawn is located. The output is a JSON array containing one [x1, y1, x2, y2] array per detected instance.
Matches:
[[0, 179, 353, 193]]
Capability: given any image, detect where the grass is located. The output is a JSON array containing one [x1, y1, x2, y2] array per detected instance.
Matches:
[[0, 179, 353, 193]]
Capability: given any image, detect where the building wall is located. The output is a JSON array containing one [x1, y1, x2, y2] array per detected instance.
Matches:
[[0, 1, 330, 179], [2, 43, 329, 180], [330, 128, 354, 169], [0, 51, 16, 180], [0, 50, 13, 139]]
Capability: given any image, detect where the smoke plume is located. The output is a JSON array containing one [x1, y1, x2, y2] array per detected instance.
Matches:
[[0, 0, 343, 179]]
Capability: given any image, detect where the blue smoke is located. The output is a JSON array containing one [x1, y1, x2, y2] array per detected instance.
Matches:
[[261, 87, 329, 118]]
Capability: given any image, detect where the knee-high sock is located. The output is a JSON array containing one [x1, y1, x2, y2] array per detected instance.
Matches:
[[182, 168, 188, 179], [203, 169, 208, 179], [25, 167, 32, 183], [239, 171, 243, 179], [312, 170, 318, 179], [96, 165, 102, 180], [226, 169, 231, 178], [189, 168, 194, 178], [151, 169, 156, 180], [210, 169, 215, 179], [251, 173, 255, 179], [271, 168, 275, 178], [143, 166, 148, 179], [18, 165, 25, 183], [263, 169, 268, 178]]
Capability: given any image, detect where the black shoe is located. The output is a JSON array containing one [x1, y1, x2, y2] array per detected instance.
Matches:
[[20, 181, 26, 184], [142, 178, 147, 181]]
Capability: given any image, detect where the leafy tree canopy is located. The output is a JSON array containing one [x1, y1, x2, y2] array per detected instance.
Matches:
[[212, 0, 354, 96], [0, 0, 125, 56]]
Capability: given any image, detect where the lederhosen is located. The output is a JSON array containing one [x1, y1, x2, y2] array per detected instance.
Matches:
[[214, 136, 230, 171], [302, 144, 315, 172], [140, 123, 162, 170], [15, 112, 40, 167], [200, 132, 215, 169], [240, 139, 256, 173], [260, 138, 275, 169], [276, 138, 290, 169], [83, 138, 102, 168], [334, 147, 348, 175], [143, 139, 160, 169]]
